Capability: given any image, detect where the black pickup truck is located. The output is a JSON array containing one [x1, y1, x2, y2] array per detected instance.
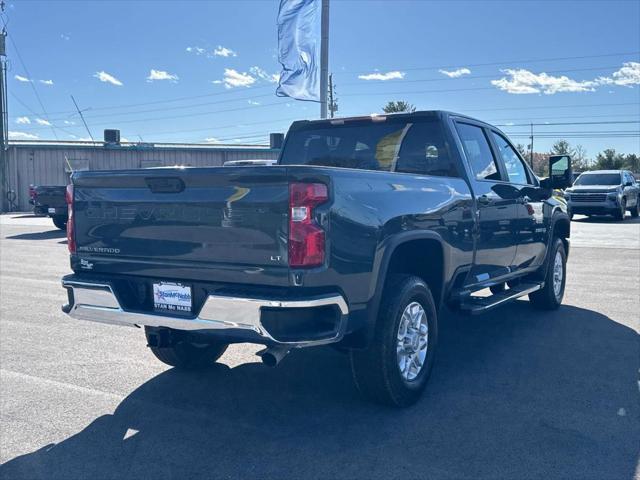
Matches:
[[61, 111, 572, 406], [29, 184, 69, 230]]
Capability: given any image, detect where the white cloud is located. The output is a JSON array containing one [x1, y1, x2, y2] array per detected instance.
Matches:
[[204, 137, 221, 144], [247, 100, 261, 106], [16, 116, 30, 124], [8, 131, 39, 140], [186, 46, 206, 55], [14, 74, 30, 82], [213, 45, 237, 57], [63, 120, 75, 125], [93, 71, 123, 86], [491, 69, 597, 94], [439, 67, 471, 78], [250, 66, 279, 83], [492, 62, 640, 95], [216, 68, 256, 88], [595, 62, 640, 87], [39, 79, 54, 85], [358, 71, 405, 81], [61, 34, 70, 41], [35, 118, 52, 126], [146, 69, 179, 82]]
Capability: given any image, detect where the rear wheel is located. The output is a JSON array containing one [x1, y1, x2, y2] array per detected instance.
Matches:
[[145, 327, 228, 369], [52, 216, 67, 230], [529, 238, 566, 310], [350, 275, 438, 407], [630, 200, 639, 218]]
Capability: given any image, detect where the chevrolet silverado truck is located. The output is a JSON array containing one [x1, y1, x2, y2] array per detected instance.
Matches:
[[29, 184, 69, 230], [61, 111, 572, 406], [565, 170, 639, 220]]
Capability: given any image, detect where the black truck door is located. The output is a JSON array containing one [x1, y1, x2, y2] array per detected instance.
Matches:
[[488, 130, 547, 269], [454, 121, 517, 286]]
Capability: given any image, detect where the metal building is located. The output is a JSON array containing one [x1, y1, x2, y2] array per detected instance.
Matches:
[[2, 139, 281, 212]]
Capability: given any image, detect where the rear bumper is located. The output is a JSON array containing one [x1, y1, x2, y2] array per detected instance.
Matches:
[[61, 276, 349, 347]]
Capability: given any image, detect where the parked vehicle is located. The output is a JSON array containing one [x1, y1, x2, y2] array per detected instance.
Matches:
[[565, 170, 640, 220], [29, 184, 69, 230], [61, 111, 572, 406]]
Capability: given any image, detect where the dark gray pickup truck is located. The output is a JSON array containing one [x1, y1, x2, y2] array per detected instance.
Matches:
[[29, 184, 69, 230], [61, 111, 572, 406]]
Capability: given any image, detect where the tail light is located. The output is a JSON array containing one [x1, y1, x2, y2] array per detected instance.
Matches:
[[66, 184, 76, 254], [289, 182, 328, 267], [28, 185, 37, 200]]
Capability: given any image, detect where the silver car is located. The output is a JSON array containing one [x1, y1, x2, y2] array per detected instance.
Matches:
[[565, 170, 640, 220]]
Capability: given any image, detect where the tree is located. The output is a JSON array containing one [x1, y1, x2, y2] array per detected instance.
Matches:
[[515, 143, 528, 157], [623, 153, 639, 173], [573, 144, 590, 171], [550, 140, 575, 157], [382, 101, 416, 114], [594, 149, 626, 170]]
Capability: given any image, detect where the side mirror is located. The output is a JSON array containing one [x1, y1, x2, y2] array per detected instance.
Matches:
[[624, 181, 633, 187], [548, 155, 573, 190]]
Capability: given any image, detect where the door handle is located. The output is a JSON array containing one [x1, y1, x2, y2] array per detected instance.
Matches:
[[477, 195, 491, 205]]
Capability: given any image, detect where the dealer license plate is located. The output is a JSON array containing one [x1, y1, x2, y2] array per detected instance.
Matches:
[[153, 282, 192, 314]]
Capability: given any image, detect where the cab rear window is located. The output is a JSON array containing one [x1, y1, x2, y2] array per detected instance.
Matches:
[[280, 118, 460, 178]]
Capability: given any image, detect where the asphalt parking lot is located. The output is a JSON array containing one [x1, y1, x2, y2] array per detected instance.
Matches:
[[0, 213, 638, 480]]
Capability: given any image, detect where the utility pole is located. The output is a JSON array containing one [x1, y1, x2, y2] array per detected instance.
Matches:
[[328, 73, 338, 118], [0, 0, 9, 212], [319, 0, 329, 119], [529, 122, 534, 169]]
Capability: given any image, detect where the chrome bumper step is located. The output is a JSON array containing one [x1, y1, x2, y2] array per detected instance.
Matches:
[[460, 282, 543, 315]]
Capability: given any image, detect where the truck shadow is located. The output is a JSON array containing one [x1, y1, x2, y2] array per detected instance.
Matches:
[[5, 230, 66, 240], [1, 303, 638, 480]]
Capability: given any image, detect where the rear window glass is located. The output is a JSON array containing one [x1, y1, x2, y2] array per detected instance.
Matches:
[[280, 119, 459, 177]]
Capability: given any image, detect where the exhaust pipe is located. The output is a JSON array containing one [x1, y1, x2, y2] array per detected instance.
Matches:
[[257, 345, 290, 367]]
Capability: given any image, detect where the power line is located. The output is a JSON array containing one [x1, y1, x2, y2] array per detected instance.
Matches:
[[343, 50, 640, 74], [6, 34, 58, 139], [496, 120, 640, 127]]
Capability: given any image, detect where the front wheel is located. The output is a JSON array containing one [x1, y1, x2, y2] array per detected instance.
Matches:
[[529, 238, 566, 310], [52, 216, 67, 230], [145, 327, 228, 369], [630, 200, 640, 218], [614, 199, 626, 221], [350, 275, 438, 407]]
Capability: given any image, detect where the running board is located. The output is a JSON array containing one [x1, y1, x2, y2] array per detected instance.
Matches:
[[460, 282, 543, 315]]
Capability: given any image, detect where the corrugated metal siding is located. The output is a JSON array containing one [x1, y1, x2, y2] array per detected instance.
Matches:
[[5, 144, 279, 211]]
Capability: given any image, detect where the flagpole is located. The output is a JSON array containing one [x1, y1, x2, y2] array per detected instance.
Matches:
[[319, 0, 329, 119]]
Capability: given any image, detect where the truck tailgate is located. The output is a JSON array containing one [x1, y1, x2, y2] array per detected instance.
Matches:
[[73, 167, 290, 278]]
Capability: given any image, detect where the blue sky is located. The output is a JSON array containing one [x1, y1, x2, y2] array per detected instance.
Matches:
[[6, 0, 640, 157]]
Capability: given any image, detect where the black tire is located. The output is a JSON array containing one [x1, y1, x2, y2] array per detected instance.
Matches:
[[614, 199, 626, 221], [630, 201, 639, 218], [52, 216, 67, 230], [349, 275, 438, 407], [145, 327, 228, 369], [490, 283, 506, 294], [529, 238, 566, 310]]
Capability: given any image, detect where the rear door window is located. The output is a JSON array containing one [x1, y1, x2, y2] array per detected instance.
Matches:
[[455, 123, 502, 181]]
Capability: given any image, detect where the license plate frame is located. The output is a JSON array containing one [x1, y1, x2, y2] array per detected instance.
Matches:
[[153, 282, 193, 314]]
